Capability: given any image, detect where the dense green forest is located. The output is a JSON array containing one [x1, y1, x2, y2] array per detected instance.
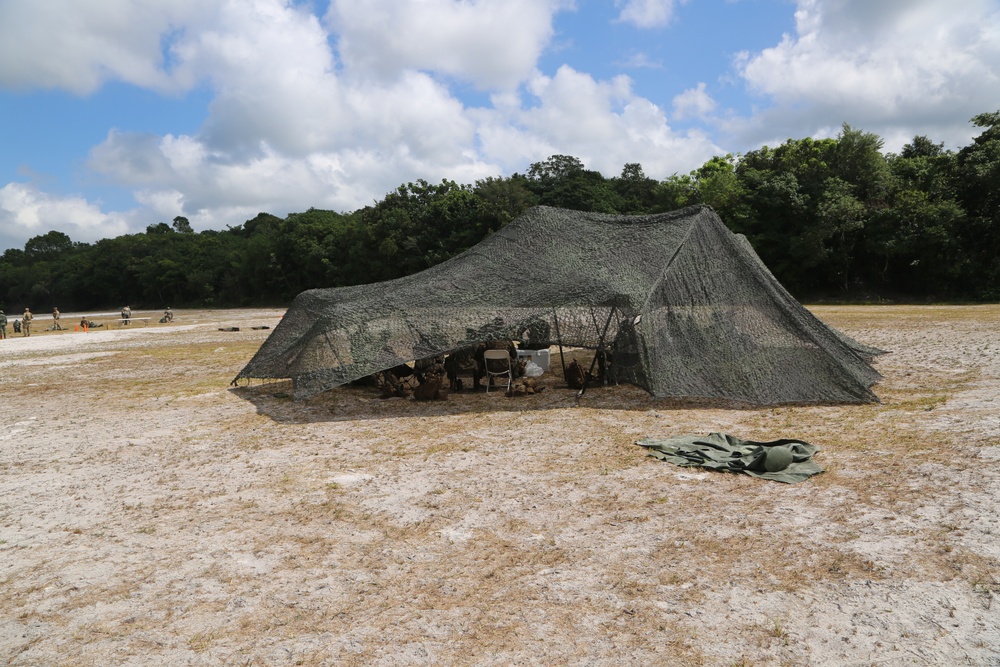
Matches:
[[3, 111, 999, 311]]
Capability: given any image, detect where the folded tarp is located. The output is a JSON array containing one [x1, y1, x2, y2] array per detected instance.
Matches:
[[636, 432, 823, 483]]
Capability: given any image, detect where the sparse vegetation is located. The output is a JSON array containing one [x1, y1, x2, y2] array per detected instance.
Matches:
[[0, 306, 998, 664]]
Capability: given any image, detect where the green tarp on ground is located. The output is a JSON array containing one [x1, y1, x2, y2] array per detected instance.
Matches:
[[636, 432, 823, 483]]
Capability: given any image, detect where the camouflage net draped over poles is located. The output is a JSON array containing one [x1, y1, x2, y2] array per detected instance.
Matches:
[[236, 205, 885, 404]]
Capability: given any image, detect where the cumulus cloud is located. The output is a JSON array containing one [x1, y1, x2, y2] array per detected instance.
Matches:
[[328, 0, 562, 90], [672, 83, 717, 121], [71, 0, 717, 230], [0, 0, 207, 95], [476, 66, 719, 177], [87, 70, 499, 218], [88, 130, 180, 186], [0, 183, 131, 246], [732, 0, 1000, 150], [179, 0, 347, 156], [0, 0, 723, 249], [615, 0, 681, 29]]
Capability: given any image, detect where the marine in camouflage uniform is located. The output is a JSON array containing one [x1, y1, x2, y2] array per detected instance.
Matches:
[[22, 308, 33, 336], [0, 309, 7, 339]]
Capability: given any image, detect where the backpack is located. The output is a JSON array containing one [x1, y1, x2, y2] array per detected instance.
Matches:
[[565, 360, 587, 389]]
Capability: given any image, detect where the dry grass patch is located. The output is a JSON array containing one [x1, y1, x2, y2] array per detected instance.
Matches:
[[2, 306, 1000, 666]]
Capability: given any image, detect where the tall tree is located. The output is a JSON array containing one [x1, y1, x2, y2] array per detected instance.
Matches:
[[24, 231, 75, 260], [955, 111, 1000, 297], [735, 138, 836, 292], [172, 216, 194, 233], [472, 175, 538, 230], [525, 155, 622, 212], [613, 163, 658, 212], [865, 136, 964, 296]]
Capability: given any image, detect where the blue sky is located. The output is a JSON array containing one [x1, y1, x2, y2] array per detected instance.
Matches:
[[1, 0, 999, 252]]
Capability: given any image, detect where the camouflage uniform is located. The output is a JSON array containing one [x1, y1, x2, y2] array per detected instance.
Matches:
[[0, 310, 7, 338], [22, 308, 33, 336]]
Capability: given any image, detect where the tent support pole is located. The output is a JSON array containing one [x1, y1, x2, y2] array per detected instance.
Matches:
[[551, 308, 568, 380], [589, 307, 614, 386], [587, 307, 606, 386], [579, 307, 616, 398]]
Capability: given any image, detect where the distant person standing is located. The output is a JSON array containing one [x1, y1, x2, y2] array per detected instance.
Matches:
[[52, 306, 63, 330], [22, 307, 33, 336], [121, 305, 132, 325], [0, 309, 6, 339]]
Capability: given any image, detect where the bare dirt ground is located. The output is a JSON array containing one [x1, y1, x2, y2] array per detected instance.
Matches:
[[1, 306, 998, 666]]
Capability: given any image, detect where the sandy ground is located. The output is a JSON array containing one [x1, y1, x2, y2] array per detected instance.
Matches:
[[1, 306, 998, 666]]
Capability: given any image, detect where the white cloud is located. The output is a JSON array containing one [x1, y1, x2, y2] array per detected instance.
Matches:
[[0, 183, 131, 244], [476, 66, 720, 178], [177, 0, 347, 156], [733, 0, 1000, 151], [0, 0, 207, 95], [87, 68, 498, 217], [0, 0, 725, 250], [88, 130, 179, 186], [617, 52, 664, 70], [615, 0, 681, 29], [328, 0, 562, 90], [73, 0, 720, 228], [672, 83, 717, 121], [83, 1, 496, 173], [80, 62, 719, 230]]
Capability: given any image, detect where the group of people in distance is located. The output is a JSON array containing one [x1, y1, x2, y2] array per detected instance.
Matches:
[[0, 306, 176, 338], [0, 306, 36, 337]]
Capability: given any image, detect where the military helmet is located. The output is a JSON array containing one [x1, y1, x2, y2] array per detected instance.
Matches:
[[763, 445, 794, 472]]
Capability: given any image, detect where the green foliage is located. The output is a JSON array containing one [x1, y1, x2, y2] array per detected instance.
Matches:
[[473, 175, 538, 229], [25, 230, 75, 260], [526, 154, 585, 181], [652, 173, 698, 212], [955, 111, 1000, 298], [2, 112, 1000, 309], [830, 124, 891, 204], [614, 163, 659, 212], [525, 154, 626, 213], [172, 216, 194, 234], [359, 179, 481, 279]]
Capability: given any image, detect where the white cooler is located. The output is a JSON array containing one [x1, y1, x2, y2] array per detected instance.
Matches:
[[517, 348, 551, 372]]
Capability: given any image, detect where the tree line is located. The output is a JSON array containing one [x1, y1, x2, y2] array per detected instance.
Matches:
[[2, 111, 999, 312]]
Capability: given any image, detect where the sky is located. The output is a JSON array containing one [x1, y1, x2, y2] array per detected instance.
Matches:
[[1, 0, 999, 252]]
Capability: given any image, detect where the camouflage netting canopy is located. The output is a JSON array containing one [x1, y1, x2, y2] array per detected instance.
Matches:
[[236, 204, 884, 404]]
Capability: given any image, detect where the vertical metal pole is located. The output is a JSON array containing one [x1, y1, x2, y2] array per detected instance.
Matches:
[[579, 306, 616, 398], [551, 308, 568, 380]]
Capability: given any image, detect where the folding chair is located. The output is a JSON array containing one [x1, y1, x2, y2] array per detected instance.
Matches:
[[482, 349, 513, 393]]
